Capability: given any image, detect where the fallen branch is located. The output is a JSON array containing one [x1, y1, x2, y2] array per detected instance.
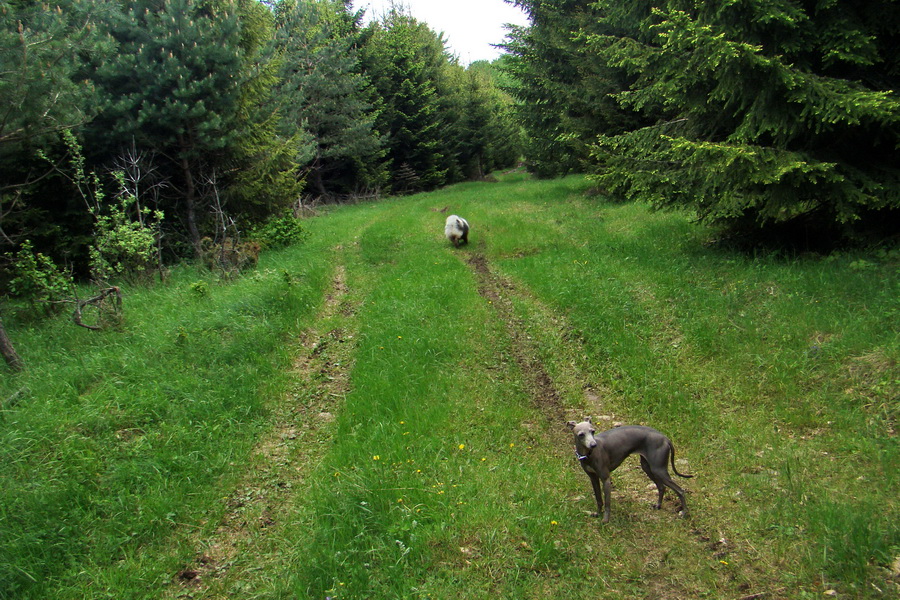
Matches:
[[71, 286, 122, 330]]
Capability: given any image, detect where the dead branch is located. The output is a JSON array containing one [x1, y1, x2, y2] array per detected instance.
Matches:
[[69, 286, 122, 330]]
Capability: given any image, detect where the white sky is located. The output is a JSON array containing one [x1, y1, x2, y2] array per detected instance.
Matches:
[[353, 0, 531, 64]]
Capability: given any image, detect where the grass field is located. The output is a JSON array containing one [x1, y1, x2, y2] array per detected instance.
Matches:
[[1, 173, 897, 599]]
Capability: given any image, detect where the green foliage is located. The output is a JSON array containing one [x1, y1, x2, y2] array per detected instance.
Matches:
[[40, 131, 164, 284], [89, 175, 164, 284], [225, 0, 306, 220], [359, 8, 520, 193], [91, 0, 249, 252], [248, 209, 307, 250], [7, 240, 74, 307], [0, 1, 115, 267], [505, 0, 900, 242], [274, 0, 386, 197], [361, 9, 450, 192], [438, 62, 522, 180], [501, 0, 641, 177], [0, 0, 113, 150], [586, 0, 900, 235], [2, 0, 526, 270], [189, 280, 209, 297]]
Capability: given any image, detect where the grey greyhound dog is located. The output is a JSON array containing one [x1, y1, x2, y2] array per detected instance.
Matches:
[[567, 418, 692, 522]]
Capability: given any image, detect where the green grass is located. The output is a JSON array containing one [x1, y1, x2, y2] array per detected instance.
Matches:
[[1, 173, 897, 599]]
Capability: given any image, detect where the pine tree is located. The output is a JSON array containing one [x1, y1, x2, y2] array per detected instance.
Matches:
[[93, 0, 247, 253], [589, 0, 900, 237], [1, 0, 114, 252]]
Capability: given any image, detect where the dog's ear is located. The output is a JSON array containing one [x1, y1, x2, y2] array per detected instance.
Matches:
[[566, 421, 576, 430], [586, 416, 593, 424]]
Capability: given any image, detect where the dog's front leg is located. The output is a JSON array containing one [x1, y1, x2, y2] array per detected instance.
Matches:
[[588, 473, 604, 518], [601, 477, 612, 523]]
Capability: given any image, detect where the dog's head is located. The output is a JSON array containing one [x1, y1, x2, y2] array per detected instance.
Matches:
[[567, 418, 598, 453]]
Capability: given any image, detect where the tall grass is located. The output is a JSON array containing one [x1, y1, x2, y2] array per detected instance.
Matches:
[[0, 246, 334, 597], [1, 172, 897, 598]]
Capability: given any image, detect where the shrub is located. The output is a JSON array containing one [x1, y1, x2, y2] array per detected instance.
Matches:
[[7, 240, 74, 312], [249, 210, 307, 250]]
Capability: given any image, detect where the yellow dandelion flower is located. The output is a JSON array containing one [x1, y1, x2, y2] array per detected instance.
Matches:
[[458, 444, 465, 450], [373, 455, 380, 461]]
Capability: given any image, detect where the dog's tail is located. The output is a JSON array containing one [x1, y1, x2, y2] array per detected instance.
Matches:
[[669, 442, 693, 479]]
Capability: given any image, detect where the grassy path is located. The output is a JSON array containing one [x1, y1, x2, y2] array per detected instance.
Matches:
[[166, 263, 358, 597], [2, 174, 896, 599]]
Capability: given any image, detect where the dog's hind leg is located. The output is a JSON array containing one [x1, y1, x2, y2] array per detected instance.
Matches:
[[649, 460, 689, 516], [640, 456, 667, 510]]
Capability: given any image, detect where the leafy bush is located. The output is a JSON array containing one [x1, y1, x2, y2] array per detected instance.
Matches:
[[89, 176, 163, 284], [7, 240, 74, 311], [39, 132, 164, 284], [249, 210, 307, 250]]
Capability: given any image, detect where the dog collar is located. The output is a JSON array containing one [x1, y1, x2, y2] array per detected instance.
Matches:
[[574, 446, 590, 461]]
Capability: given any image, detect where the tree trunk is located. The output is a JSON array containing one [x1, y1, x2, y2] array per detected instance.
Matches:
[[178, 135, 202, 256], [0, 317, 24, 372], [312, 166, 327, 197]]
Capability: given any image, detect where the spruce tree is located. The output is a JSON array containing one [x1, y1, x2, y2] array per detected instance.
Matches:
[[361, 9, 449, 192], [502, 0, 639, 177], [452, 63, 521, 179], [589, 0, 900, 237], [274, 0, 386, 198], [226, 0, 306, 221]]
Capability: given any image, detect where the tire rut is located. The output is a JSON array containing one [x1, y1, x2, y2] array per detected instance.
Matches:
[[168, 264, 357, 597], [465, 252, 570, 424]]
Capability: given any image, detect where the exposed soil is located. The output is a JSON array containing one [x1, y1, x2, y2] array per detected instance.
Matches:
[[465, 252, 568, 424]]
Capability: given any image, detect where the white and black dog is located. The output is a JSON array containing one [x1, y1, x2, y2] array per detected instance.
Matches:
[[444, 215, 470, 247]]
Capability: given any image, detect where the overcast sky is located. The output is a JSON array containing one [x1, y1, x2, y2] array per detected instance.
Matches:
[[352, 0, 531, 64]]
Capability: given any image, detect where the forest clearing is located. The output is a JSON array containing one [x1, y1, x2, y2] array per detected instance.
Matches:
[[2, 173, 897, 599]]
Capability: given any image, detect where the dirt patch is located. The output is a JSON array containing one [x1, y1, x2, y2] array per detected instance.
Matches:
[[466, 252, 567, 424], [168, 265, 358, 597]]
